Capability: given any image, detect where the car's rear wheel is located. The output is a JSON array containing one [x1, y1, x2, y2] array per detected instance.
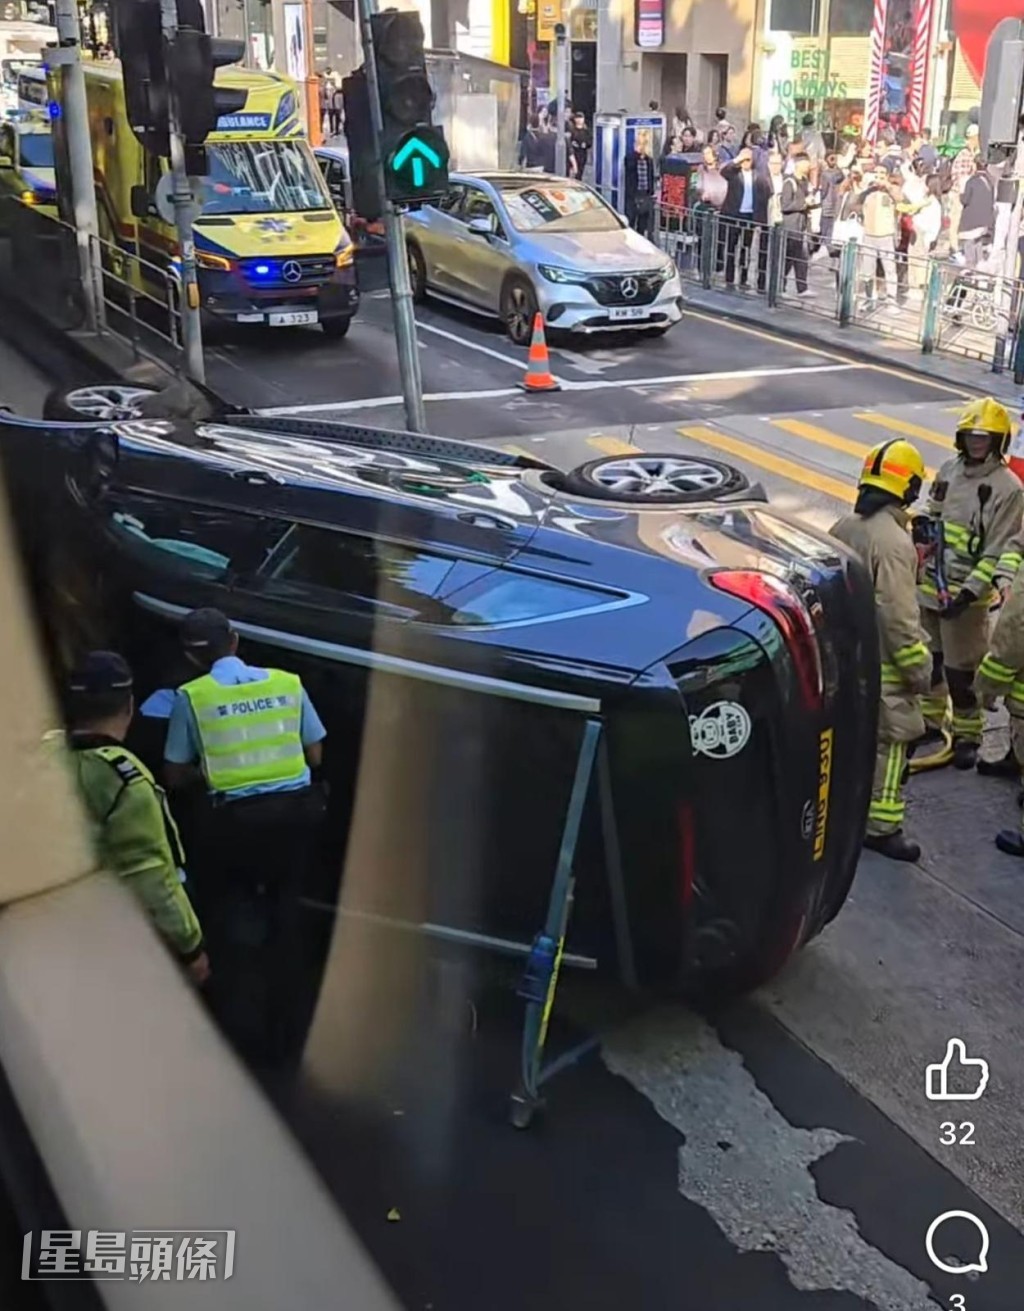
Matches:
[[42, 384, 164, 422], [501, 276, 538, 346], [320, 316, 351, 340], [407, 242, 427, 303], [558, 453, 749, 503]]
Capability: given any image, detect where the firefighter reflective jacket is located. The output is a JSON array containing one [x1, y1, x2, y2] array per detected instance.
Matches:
[[919, 454, 1024, 610], [832, 502, 932, 698], [976, 564, 1024, 716], [54, 732, 203, 960]]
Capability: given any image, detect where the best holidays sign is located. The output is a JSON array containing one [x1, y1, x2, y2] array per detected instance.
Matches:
[[769, 45, 850, 113]]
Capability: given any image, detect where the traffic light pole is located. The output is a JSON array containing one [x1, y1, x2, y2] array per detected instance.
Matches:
[[554, 23, 568, 177], [52, 0, 105, 334], [356, 0, 427, 434], [159, 0, 206, 386]]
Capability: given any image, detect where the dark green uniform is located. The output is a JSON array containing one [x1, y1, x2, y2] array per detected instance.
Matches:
[[56, 731, 204, 961]]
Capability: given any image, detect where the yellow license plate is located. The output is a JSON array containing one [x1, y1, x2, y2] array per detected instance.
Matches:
[[813, 727, 834, 862]]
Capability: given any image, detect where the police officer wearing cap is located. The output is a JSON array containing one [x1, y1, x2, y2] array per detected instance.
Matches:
[[163, 609, 327, 1056], [59, 651, 209, 984]]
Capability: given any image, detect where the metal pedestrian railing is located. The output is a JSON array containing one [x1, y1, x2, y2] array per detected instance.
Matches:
[[0, 196, 183, 370], [653, 202, 1024, 381]]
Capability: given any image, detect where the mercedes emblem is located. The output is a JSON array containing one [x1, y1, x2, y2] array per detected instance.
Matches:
[[621, 276, 639, 300], [282, 260, 303, 284]]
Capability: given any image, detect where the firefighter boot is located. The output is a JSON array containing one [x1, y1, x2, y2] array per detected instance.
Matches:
[[947, 667, 982, 770], [864, 831, 922, 862]]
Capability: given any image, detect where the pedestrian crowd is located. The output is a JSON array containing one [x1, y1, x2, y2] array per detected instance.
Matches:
[[518, 101, 593, 179], [637, 108, 1002, 314]]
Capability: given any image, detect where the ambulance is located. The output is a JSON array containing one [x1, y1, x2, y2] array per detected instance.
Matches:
[[80, 62, 358, 337], [0, 111, 55, 210]]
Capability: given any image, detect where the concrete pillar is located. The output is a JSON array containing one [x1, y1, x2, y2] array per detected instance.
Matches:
[[597, 0, 637, 113]]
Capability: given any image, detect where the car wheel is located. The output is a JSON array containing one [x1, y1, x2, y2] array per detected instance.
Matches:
[[407, 242, 427, 303], [557, 453, 749, 503], [320, 316, 351, 340], [42, 384, 165, 422], [501, 276, 538, 347]]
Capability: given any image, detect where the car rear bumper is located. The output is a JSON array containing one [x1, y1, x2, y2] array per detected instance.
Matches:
[[536, 275, 684, 334]]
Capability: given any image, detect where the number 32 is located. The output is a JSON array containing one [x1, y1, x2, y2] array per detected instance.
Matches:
[[940, 1122, 975, 1146]]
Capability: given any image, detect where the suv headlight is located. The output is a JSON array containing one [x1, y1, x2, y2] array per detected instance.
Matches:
[[655, 258, 677, 283], [538, 264, 590, 284]]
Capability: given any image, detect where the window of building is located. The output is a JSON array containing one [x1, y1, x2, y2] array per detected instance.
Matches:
[[828, 0, 873, 36], [769, 0, 820, 34]]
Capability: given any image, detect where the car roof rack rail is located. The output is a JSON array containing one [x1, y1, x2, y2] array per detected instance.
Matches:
[[227, 414, 551, 470]]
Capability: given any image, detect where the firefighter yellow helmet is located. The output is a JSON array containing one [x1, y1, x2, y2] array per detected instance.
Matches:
[[858, 438, 926, 505], [955, 396, 1013, 457]]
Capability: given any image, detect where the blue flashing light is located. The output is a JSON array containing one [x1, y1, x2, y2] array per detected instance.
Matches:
[[254, 263, 271, 275], [47, 101, 60, 121]]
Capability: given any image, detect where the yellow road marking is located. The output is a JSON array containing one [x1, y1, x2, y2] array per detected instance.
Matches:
[[686, 309, 972, 397], [772, 417, 937, 480], [587, 436, 637, 456], [502, 443, 542, 461], [679, 424, 855, 503], [852, 411, 950, 452]]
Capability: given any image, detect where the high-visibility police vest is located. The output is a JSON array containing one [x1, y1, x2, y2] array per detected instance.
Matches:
[[181, 669, 306, 795]]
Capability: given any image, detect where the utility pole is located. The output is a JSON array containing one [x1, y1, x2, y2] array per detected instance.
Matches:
[[554, 21, 568, 177], [356, 0, 427, 434], [51, 0, 105, 333], [159, 0, 206, 385]]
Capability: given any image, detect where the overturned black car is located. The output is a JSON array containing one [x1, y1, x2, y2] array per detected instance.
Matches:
[[0, 396, 878, 994]]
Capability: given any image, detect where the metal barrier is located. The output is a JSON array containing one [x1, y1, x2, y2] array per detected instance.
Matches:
[[0, 196, 183, 371], [653, 201, 1024, 378]]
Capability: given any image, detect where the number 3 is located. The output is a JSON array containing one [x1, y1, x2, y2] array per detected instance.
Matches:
[[950, 1295, 966, 1310], [940, 1122, 975, 1146]]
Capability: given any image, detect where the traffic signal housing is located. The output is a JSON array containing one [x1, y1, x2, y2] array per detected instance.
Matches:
[[110, 0, 247, 161], [342, 68, 384, 222], [371, 10, 448, 205]]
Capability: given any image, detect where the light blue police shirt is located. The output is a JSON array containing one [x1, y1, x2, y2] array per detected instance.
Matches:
[[164, 656, 326, 799]]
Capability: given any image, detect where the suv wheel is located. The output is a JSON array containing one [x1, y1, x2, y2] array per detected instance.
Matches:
[[501, 276, 538, 346], [407, 243, 427, 303], [42, 384, 165, 422], [558, 453, 749, 503]]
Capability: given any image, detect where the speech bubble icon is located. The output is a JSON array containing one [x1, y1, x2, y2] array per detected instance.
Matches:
[[925, 1211, 990, 1276]]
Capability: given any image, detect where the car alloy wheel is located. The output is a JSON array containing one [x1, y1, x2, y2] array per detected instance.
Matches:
[[53, 385, 161, 420], [503, 279, 538, 346], [589, 456, 733, 498], [407, 243, 427, 302]]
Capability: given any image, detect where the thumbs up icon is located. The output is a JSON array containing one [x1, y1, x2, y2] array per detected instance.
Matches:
[[925, 1039, 990, 1101]]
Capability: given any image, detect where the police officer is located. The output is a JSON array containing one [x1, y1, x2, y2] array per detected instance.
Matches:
[[59, 651, 209, 983], [163, 608, 327, 1057], [976, 568, 1024, 853], [833, 439, 932, 861], [917, 397, 1024, 771]]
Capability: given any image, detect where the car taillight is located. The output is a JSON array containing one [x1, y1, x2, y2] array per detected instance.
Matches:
[[709, 569, 824, 711]]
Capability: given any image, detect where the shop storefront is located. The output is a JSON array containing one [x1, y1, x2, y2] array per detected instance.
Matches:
[[534, 0, 596, 118]]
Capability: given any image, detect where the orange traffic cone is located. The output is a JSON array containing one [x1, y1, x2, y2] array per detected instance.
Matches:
[[519, 312, 561, 392], [1009, 419, 1024, 485]]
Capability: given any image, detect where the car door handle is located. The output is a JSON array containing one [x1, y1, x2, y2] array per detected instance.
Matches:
[[456, 511, 517, 531], [231, 469, 284, 486]]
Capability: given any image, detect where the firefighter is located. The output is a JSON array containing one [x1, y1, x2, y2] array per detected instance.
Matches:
[[833, 438, 932, 861], [916, 397, 1024, 771], [975, 568, 1024, 854]]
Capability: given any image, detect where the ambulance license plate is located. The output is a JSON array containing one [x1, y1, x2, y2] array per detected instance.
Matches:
[[609, 306, 648, 321], [269, 310, 318, 326]]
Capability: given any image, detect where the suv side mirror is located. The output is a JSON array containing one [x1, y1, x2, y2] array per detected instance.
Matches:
[[129, 185, 151, 219], [467, 216, 494, 237]]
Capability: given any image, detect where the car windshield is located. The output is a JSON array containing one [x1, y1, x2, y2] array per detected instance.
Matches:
[[18, 133, 52, 169], [499, 183, 621, 234], [195, 140, 331, 215]]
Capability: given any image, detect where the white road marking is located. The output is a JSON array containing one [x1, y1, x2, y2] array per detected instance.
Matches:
[[604, 1010, 938, 1311], [256, 363, 860, 416], [416, 320, 525, 368]]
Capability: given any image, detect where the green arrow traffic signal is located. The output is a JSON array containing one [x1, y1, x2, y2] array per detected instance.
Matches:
[[385, 127, 449, 203], [392, 135, 441, 188]]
